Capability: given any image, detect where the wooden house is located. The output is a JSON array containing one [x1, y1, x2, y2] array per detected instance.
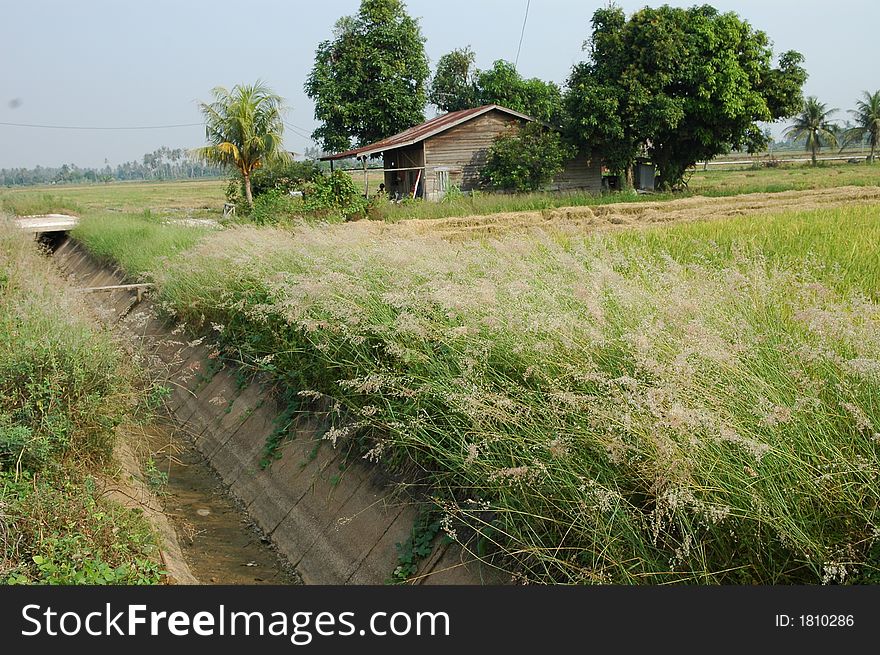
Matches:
[[320, 104, 602, 201]]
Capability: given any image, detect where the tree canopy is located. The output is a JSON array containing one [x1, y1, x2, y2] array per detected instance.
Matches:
[[305, 0, 429, 153], [429, 52, 563, 124], [194, 81, 289, 207], [475, 61, 563, 124], [565, 5, 807, 189], [428, 47, 478, 113]]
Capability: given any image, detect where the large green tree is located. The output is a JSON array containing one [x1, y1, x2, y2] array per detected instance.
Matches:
[[784, 97, 839, 166], [841, 90, 880, 163], [475, 61, 563, 124], [428, 47, 478, 113], [194, 81, 289, 207], [305, 0, 429, 152], [429, 51, 562, 123], [565, 5, 807, 190]]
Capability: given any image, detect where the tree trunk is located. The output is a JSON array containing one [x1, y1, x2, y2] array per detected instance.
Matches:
[[243, 171, 254, 207], [870, 143, 876, 164], [622, 165, 634, 191], [811, 142, 818, 167]]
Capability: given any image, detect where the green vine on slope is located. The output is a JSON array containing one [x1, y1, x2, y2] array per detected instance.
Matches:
[[388, 507, 445, 584], [259, 394, 302, 469]]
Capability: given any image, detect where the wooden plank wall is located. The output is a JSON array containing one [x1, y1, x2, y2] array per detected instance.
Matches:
[[548, 153, 604, 192], [422, 110, 603, 199], [423, 110, 523, 198]]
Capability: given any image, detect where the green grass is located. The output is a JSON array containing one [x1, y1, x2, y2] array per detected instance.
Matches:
[[3, 161, 879, 226], [0, 220, 164, 584], [370, 188, 679, 222], [688, 161, 880, 196], [0, 192, 82, 217], [367, 161, 880, 223], [0, 179, 226, 218], [131, 203, 880, 585], [614, 204, 880, 300], [54, 163, 880, 584], [72, 212, 214, 278]]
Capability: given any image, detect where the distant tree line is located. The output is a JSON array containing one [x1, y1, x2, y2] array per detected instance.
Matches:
[[1, 146, 222, 187]]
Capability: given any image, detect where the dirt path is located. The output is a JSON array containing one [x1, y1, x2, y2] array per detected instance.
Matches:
[[389, 185, 880, 240]]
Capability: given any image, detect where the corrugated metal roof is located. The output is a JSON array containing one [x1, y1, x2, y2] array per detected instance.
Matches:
[[320, 104, 535, 161]]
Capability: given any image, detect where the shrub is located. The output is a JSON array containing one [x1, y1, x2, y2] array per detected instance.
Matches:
[[226, 161, 322, 218], [304, 171, 368, 221], [0, 419, 47, 469], [248, 189, 303, 226], [482, 122, 576, 192], [2, 471, 163, 585], [248, 160, 321, 198]]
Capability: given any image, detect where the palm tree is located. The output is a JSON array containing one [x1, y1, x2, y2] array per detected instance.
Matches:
[[840, 90, 880, 163], [784, 97, 838, 166], [194, 81, 289, 207]]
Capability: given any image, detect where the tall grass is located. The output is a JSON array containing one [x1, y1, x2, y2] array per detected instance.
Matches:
[[614, 205, 880, 300], [369, 189, 676, 222], [0, 218, 163, 584], [72, 212, 212, 278], [0, 192, 81, 217], [146, 205, 880, 584]]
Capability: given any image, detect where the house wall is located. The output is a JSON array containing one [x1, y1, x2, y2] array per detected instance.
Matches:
[[422, 110, 525, 200], [547, 152, 604, 193], [421, 110, 603, 200]]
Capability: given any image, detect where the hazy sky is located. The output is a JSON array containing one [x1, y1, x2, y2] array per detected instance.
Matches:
[[1, 0, 876, 168]]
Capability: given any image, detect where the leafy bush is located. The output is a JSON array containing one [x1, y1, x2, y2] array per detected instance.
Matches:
[[226, 161, 321, 218], [0, 418, 48, 470], [304, 171, 368, 222], [0, 221, 164, 585], [2, 471, 164, 585], [248, 189, 303, 226], [482, 123, 576, 192], [249, 160, 321, 197]]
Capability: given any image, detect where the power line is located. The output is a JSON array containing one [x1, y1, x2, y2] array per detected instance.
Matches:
[[514, 0, 531, 69], [284, 120, 313, 133], [0, 118, 320, 150], [283, 121, 312, 135], [283, 121, 316, 142], [0, 121, 202, 131]]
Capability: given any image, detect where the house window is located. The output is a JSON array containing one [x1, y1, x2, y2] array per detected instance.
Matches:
[[436, 169, 449, 193]]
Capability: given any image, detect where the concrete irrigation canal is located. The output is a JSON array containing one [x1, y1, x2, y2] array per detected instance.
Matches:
[[45, 235, 492, 585]]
